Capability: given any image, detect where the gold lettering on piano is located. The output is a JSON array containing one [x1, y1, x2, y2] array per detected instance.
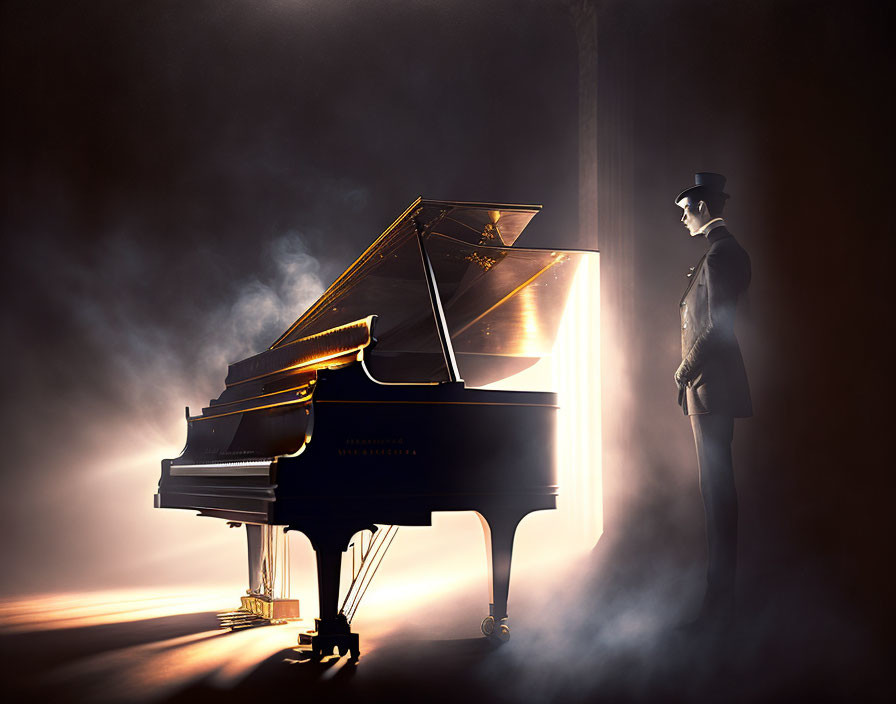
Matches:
[[337, 448, 417, 456], [337, 437, 416, 457], [345, 437, 404, 445]]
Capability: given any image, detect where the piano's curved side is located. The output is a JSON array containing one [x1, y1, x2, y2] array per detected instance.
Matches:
[[155, 318, 377, 522]]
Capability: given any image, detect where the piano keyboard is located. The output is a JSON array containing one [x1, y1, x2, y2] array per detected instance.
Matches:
[[169, 460, 274, 477]]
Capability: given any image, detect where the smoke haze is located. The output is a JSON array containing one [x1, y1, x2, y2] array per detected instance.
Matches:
[[1, 0, 891, 700]]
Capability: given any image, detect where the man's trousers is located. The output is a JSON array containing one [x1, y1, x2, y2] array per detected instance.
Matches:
[[689, 412, 737, 614]]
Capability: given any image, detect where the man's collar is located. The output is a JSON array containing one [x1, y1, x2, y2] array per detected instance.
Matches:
[[697, 217, 726, 236]]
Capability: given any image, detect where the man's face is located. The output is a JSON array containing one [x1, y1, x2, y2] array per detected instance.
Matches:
[[678, 198, 708, 236]]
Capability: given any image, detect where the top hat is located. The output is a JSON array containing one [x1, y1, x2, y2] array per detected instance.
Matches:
[[675, 172, 730, 205]]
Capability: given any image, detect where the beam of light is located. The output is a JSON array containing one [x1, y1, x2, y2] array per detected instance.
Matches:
[[0, 589, 315, 701], [45, 616, 306, 701], [0, 588, 238, 633], [554, 252, 602, 549], [18, 254, 602, 654], [318, 256, 602, 635], [478, 252, 602, 560]]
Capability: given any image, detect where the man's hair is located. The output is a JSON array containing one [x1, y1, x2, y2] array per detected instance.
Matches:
[[687, 191, 727, 217]]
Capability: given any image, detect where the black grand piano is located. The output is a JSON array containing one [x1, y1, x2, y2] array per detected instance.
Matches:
[[156, 198, 591, 658]]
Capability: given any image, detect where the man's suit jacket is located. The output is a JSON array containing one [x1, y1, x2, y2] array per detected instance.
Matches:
[[679, 226, 753, 417]]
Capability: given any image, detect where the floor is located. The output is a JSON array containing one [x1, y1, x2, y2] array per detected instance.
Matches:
[[0, 565, 888, 704]]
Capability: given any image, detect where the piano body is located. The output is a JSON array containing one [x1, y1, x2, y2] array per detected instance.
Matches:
[[156, 198, 593, 657]]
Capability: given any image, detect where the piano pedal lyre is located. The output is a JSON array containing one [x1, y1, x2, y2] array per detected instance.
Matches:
[[221, 522, 300, 628], [236, 593, 301, 624]]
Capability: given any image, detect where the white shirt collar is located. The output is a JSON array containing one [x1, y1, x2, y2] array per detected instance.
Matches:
[[697, 217, 726, 236]]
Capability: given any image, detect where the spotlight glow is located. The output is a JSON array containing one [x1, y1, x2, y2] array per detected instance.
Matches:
[[328, 254, 602, 623], [0, 588, 237, 633]]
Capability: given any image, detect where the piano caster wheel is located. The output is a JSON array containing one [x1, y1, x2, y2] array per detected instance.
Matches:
[[482, 615, 510, 642], [481, 615, 495, 637], [496, 618, 510, 643]]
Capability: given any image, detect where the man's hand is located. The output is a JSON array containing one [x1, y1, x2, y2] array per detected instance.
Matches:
[[675, 363, 688, 407]]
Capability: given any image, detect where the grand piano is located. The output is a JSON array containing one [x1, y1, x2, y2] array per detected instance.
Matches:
[[156, 198, 591, 658]]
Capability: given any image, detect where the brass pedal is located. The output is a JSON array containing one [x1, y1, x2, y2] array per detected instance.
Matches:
[[240, 595, 300, 621], [217, 610, 270, 630]]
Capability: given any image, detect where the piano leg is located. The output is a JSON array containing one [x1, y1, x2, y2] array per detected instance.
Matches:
[[233, 524, 300, 622], [315, 545, 342, 628], [476, 508, 529, 643], [292, 523, 361, 660]]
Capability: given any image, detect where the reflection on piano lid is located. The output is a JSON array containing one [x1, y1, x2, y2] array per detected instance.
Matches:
[[271, 197, 591, 387]]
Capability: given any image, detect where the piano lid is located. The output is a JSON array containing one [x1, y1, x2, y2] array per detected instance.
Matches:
[[270, 198, 595, 387]]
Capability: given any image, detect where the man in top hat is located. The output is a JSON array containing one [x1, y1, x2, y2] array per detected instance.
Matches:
[[675, 172, 752, 630]]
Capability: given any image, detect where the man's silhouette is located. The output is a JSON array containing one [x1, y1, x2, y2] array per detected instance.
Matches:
[[675, 172, 752, 629]]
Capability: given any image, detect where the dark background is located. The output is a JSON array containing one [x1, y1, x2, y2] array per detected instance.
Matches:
[[1, 0, 892, 699]]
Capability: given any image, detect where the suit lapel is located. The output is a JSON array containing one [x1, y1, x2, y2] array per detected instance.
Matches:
[[680, 225, 734, 305], [680, 252, 707, 305]]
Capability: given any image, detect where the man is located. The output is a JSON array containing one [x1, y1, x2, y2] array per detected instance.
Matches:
[[675, 172, 752, 630]]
